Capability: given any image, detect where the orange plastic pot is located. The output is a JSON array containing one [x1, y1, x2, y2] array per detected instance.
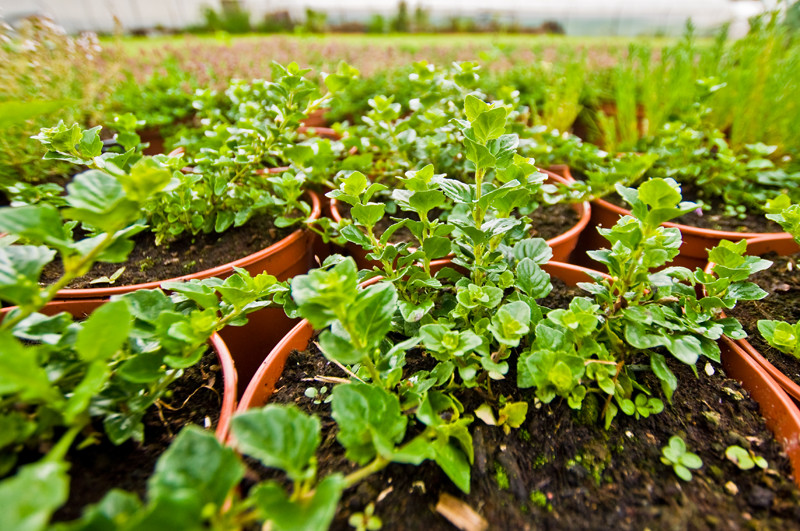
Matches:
[[330, 169, 591, 270], [0, 299, 237, 441], [54, 190, 321, 299], [297, 125, 339, 141], [720, 337, 800, 487], [705, 234, 800, 403], [237, 260, 605, 412], [301, 108, 330, 128], [552, 165, 791, 271]]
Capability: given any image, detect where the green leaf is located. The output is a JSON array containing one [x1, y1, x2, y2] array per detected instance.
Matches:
[[0, 331, 60, 402], [0, 206, 69, 250], [340, 224, 372, 248], [422, 236, 451, 260], [471, 107, 507, 144], [638, 178, 681, 210], [79, 126, 103, 159], [650, 353, 677, 401], [341, 171, 368, 197], [318, 329, 363, 365], [351, 283, 397, 350], [148, 426, 244, 512], [232, 405, 320, 482], [251, 475, 345, 531], [0, 246, 57, 305], [332, 383, 407, 465], [351, 203, 385, 228], [115, 289, 173, 323], [488, 301, 531, 347], [516, 258, 552, 298], [514, 238, 552, 264], [409, 190, 445, 218], [64, 171, 138, 231], [549, 361, 574, 392], [0, 460, 69, 531], [464, 95, 491, 122], [117, 352, 165, 383], [433, 442, 471, 494], [63, 360, 110, 424], [291, 258, 359, 329], [75, 300, 131, 362], [463, 137, 496, 169]]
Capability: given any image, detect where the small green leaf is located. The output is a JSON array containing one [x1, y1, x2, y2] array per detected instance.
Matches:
[[75, 300, 131, 362]]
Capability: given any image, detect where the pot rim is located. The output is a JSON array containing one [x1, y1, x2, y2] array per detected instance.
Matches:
[[54, 190, 322, 298], [593, 195, 791, 240]]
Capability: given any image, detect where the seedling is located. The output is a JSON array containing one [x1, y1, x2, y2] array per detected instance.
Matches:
[[725, 445, 768, 470], [349, 502, 383, 531], [661, 435, 703, 481]]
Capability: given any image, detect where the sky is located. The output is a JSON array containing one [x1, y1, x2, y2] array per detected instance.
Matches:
[[0, 0, 773, 36]]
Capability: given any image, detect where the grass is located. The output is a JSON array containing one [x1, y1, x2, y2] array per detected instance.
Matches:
[[107, 32, 687, 56]]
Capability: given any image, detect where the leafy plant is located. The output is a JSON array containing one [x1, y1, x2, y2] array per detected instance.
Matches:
[[661, 435, 703, 481], [28, 61, 358, 245], [520, 178, 769, 428], [0, 160, 285, 526], [757, 320, 800, 359]]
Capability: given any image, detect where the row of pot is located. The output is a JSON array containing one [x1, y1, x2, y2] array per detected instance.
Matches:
[[39, 165, 800, 488]]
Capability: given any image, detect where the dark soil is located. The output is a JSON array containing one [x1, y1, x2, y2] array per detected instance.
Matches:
[[601, 183, 782, 234], [727, 251, 800, 386], [337, 202, 580, 244], [40, 215, 292, 289], [52, 349, 225, 521], [243, 280, 800, 530]]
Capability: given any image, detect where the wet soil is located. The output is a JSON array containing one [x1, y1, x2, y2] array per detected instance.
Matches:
[[727, 251, 800, 386], [52, 349, 225, 521], [244, 280, 800, 530], [40, 215, 292, 289]]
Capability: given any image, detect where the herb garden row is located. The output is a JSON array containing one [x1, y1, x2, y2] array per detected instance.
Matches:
[[2, 11, 800, 531]]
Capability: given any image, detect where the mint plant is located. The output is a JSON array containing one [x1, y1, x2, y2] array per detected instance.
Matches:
[[518, 178, 770, 428], [661, 435, 703, 481]]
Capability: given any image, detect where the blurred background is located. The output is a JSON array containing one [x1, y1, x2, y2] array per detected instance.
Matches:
[[0, 0, 779, 37]]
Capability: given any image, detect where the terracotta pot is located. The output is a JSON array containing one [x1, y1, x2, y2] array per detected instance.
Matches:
[[139, 127, 166, 156], [301, 108, 330, 128], [330, 169, 591, 270], [554, 164, 792, 271], [0, 299, 236, 441], [297, 125, 339, 141], [720, 337, 800, 487], [705, 234, 800, 403], [237, 260, 605, 412]]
